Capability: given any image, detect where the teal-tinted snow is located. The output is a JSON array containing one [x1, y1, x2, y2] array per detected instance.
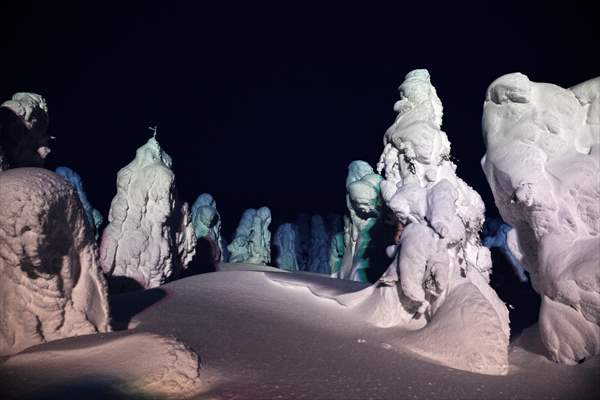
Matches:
[[191, 193, 227, 261], [55, 166, 103, 239], [306, 215, 330, 274], [295, 213, 310, 270], [337, 160, 384, 282], [228, 207, 272, 265], [328, 232, 345, 276], [325, 214, 344, 274], [273, 223, 300, 271]]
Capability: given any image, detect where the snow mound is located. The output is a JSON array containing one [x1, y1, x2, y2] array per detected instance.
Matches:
[[2, 332, 204, 399], [401, 281, 509, 375], [2, 271, 597, 399]]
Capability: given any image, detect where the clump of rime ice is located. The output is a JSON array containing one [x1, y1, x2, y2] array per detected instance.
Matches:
[[55, 166, 104, 240], [228, 207, 272, 265], [0, 92, 51, 171], [191, 193, 227, 262], [306, 215, 331, 274], [275, 214, 343, 273], [337, 69, 510, 375], [99, 136, 196, 289], [0, 168, 110, 356], [294, 213, 310, 270], [273, 223, 300, 271], [335, 160, 384, 282], [482, 72, 600, 365], [326, 214, 345, 276]]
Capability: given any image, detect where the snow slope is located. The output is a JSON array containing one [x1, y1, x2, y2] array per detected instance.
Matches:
[[1, 268, 598, 399]]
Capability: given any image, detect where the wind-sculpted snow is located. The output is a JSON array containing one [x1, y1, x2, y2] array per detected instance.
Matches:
[[191, 193, 227, 262], [55, 166, 104, 240], [481, 217, 528, 282], [2, 332, 204, 399], [336, 160, 384, 282], [336, 69, 509, 375], [228, 207, 272, 264], [0, 93, 51, 171], [99, 137, 195, 289], [0, 168, 110, 356], [482, 73, 600, 365]]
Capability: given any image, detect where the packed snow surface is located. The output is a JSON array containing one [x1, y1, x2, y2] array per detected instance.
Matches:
[[1, 269, 597, 399], [2, 332, 204, 399]]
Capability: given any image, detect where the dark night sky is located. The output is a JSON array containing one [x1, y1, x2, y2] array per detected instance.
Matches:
[[1, 1, 598, 236]]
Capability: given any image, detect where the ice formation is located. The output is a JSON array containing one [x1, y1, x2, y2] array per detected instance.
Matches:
[[325, 214, 344, 273], [228, 207, 272, 264], [191, 193, 227, 262], [306, 215, 331, 274], [336, 160, 384, 282], [482, 73, 600, 365], [99, 136, 195, 289], [273, 223, 300, 271], [0, 168, 110, 356], [0, 92, 51, 171], [338, 69, 509, 375], [55, 166, 104, 239], [481, 217, 528, 282], [328, 232, 345, 276]]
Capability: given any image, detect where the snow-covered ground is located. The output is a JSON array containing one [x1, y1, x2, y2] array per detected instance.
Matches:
[[1, 266, 598, 399]]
